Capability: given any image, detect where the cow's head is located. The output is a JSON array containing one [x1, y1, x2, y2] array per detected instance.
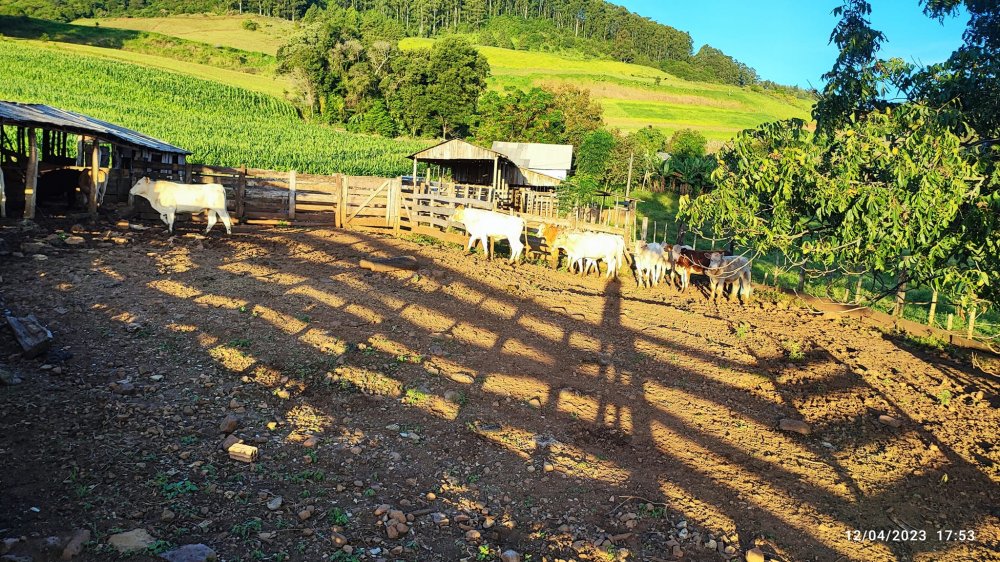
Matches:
[[128, 177, 153, 206], [633, 240, 648, 255], [707, 251, 724, 268], [452, 205, 466, 223]]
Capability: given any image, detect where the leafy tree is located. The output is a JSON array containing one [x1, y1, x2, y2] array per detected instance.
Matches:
[[576, 129, 615, 180], [549, 84, 604, 148], [667, 128, 707, 159], [425, 37, 490, 138], [474, 87, 565, 145]]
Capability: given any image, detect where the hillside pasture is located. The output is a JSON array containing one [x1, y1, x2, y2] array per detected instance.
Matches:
[[0, 223, 996, 562], [0, 39, 429, 176]]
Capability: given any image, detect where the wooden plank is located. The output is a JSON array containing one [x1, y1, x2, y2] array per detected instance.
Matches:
[[89, 140, 99, 218], [409, 225, 468, 246], [5, 313, 53, 359], [295, 203, 336, 213]]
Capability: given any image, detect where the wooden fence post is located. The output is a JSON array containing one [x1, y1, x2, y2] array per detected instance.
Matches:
[[641, 217, 649, 242], [928, 290, 938, 326], [967, 306, 977, 339], [287, 169, 297, 220], [946, 313, 954, 331], [237, 166, 247, 220], [854, 275, 864, 304], [893, 271, 908, 317], [797, 267, 806, 293], [392, 178, 402, 234], [337, 174, 349, 228]]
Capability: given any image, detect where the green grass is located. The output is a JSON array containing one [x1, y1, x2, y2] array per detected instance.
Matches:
[[401, 36, 813, 141], [74, 14, 293, 56], [0, 39, 430, 176]]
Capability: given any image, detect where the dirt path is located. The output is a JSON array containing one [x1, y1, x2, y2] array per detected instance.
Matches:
[[1, 222, 997, 562]]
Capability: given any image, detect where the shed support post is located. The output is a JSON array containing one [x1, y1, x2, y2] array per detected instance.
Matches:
[[89, 139, 99, 219], [288, 169, 296, 220], [24, 128, 37, 220], [412, 158, 418, 187]]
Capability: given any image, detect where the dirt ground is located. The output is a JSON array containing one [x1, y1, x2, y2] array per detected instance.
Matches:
[[1, 218, 998, 562]]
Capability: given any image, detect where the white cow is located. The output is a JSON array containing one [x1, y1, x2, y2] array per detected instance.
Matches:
[[129, 177, 232, 235], [633, 241, 667, 288], [452, 206, 525, 263], [553, 230, 627, 278], [706, 252, 752, 301]]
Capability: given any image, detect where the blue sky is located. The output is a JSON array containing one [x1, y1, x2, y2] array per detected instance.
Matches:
[[619, 0, 969, 88]]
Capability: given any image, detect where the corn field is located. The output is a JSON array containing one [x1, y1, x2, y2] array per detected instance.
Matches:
[[0, 40, 431, 176]]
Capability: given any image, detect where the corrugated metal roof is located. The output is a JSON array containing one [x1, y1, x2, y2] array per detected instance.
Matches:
[[0, 101, 190, 155], [491, 142, 573, 172]]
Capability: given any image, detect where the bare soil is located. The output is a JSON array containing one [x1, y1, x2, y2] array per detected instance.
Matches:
[[1, 220, 998, 562]]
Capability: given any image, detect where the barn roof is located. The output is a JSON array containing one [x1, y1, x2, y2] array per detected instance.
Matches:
[[407, 138, 504, 162], [491, 142, 573, 172], [0, 101, 190, 155]]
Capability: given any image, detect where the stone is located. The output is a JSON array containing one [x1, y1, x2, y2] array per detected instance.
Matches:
[[374, 504, 391, 516], [528, 397, 542, 409], [219, 415, 239, 434], [220, 435, 240, 451], [543, 462, 554, 472], [61, 529, 90, 560], [330, 532, 348, 547], [161, 508, 176, 522], [159, 544, 218, 562], [388, 510, 406, 524], [108, 529, 155, 553], [298, 508, 313, 521], [878, 415, 903, 428], [444, 390, 460, 403], [706, 539, 717, 550], [778, 418, 811, 435], [464, 530, 481, 542], [432, 513, 449, 526], [302, 436, 319, 448], [266, 496, 283, 511], [745, 547, 765, 562], [63, 236, 86, 246], [0, 367, 23, 385], [500, 550, 521, 562], [671, 544, 683, 559]]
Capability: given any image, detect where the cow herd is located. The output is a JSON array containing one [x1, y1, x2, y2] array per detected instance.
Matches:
[[125, 179, 751, 303], [454, 205, 754, 303]]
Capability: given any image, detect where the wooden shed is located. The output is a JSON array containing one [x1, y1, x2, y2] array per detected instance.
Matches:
[[0, 101, 190, 219]]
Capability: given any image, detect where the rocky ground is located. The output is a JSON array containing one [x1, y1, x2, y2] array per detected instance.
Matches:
[[0, 217, 998, 562]]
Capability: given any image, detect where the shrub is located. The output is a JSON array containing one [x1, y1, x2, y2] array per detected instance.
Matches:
[[242, 18, 258, 31]]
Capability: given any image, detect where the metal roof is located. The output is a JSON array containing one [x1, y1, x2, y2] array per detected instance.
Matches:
[[491, 142, 573, 172], [0, 101, 190, 155]]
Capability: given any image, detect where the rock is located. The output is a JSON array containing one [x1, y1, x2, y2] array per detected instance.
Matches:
[[878, 415, 903, 428], [61, 529, 90, 560], [359, 256, 420, 273], [302, 435, 319, 448], [161, 508, 176, 522], [464, 530, 481, 542], [63, 236, 86, 246], [483, 516, 495, 529], [527, 397, 542, 409], [444, 390, 460, 403], [159, 544, 218, 562], [671, 544, 683, 559], [21, 242, 49, 254], [431, 513, 449, 526], [706, 539, 717, 550], [778, 418, 811, 435], [449, 372, 475, 385], [70, 224, 85, 233], [219, 415, 239, 434], [543, 462, 554, 472], [745, 547, 765, 562], [330, 532, 348, 547], [500, 550, 521, 562], [266, 496, 283, 511], [678, 528, 689, 539], [220, 435, 240, 451], [374, 504, 391, 516], [388, 510, 406, 524], [111, 381, 135, 395], [385, 423, 400, 432], [108, 529, 155, 553], [298, 508, 313, 521]]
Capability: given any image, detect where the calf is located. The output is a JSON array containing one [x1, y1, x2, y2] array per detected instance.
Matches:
[[633, 241, 667, 288], [707, 252, 752, 302], [129, 177, 232, 234], [453, 206, 525, 263]]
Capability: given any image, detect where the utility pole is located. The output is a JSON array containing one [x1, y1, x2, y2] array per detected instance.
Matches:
[[625, 150, 634, 198]]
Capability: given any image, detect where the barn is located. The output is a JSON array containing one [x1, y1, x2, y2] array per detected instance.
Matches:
[[407, 139, 569, 213], [0, 100, 190, 219]]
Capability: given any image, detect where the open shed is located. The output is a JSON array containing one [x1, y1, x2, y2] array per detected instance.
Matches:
[[0, 101, 190, 219]]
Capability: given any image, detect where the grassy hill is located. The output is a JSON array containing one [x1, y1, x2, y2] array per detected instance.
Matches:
[[0, 38, 428, 176], [66, 15, 814, 143]]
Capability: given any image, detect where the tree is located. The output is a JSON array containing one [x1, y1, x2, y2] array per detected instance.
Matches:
[[425, 36, 490, 138], [474, 87, 565, 145], [575, 129, 615, 180], [667, 128, 706, 159], [549, 84, 604, 148]]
